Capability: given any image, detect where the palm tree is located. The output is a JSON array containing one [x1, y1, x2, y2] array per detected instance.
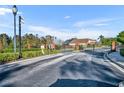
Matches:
[[98, 35, 104, 45], [40, 37, 47, 48], [46, 35, 53, 49], [35, 34, 41, 48]]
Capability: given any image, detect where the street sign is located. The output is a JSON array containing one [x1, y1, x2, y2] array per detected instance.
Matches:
[[21, 17, 24, 24]]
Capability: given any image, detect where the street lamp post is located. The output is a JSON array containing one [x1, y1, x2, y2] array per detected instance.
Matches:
[[12, 5, 18, 53]]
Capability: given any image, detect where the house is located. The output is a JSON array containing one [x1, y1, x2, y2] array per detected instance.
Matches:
[[41, 42, 56, 49], [50, 42, 56, 49], [63, 38, 77, 49], [45, 42, 56, 49], [69, 38, 96, 49]]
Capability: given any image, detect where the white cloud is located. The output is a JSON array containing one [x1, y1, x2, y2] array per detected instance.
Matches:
[[64, 16, 71, 19], [28, 25, 117, 40], [0, 8, 12, 15], [76, 28, 116, 39], [28, 25, 74, 40], [0, 7, 22, 16], [94, 23, 108, 26], [73, 18, 114, 28]]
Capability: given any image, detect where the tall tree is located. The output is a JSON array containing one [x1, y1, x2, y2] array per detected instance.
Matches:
[[45, 35, 54, 49], [0, 33, 10, 49], [117, 31, 124, 45], [102, 38, 116, 46], [98, 35, 104, 44], [22, 34, 40, 49], [8, 36, 13, 48], [23, 34, 33, 49], [34, 34, 41, 48], [40, 37, 47, 48]]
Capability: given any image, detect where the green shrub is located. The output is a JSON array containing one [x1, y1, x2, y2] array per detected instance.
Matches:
[[22, 51, 43, 59], [0, 53, 19, 63], [0, 49, 4, 53], [3, 48, 14, 53], [22, 48, 41, 52], [50, 50, 60, 54], [120, 49, 124, 56], [2, 48, 41, 53]]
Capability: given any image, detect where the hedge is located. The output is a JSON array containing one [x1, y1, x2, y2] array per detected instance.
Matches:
[[1, 48, 41, 53], [0, 49, 60, 63], [120, 49, 124, 56], [49, 50, 60, 54], [0, 53, 19, 63], [22, 51, 43, 59]]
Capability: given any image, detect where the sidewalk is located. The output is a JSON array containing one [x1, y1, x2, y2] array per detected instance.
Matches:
[[109, 52, 124, 62], [107, 51, 124, 68], [106, 51, 124, 87]]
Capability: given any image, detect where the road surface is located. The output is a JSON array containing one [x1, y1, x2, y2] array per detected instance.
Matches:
[[0, 49, 124, 87]]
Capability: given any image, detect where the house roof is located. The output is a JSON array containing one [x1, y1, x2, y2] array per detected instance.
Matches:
[[70, 38, 95, 44]]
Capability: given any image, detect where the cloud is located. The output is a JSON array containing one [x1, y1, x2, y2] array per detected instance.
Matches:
[[73, 18, 114, 28], [0, 8, 12, 15], [28, 25, 74, 40], [0, 7, 22, 16], [76, 28, 116, 39], [28, 25, 117, 40], [94, 23, 108, 26], [64, 16, 71, 19]]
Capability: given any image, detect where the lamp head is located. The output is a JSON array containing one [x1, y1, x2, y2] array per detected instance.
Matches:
[[12, 5, 18, 15]]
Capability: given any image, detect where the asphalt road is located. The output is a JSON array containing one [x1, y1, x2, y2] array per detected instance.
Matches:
[[0, 49, 124, 87]]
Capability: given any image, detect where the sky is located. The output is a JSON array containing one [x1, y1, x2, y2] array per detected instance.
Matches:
[[0, 5, 124, 40]]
